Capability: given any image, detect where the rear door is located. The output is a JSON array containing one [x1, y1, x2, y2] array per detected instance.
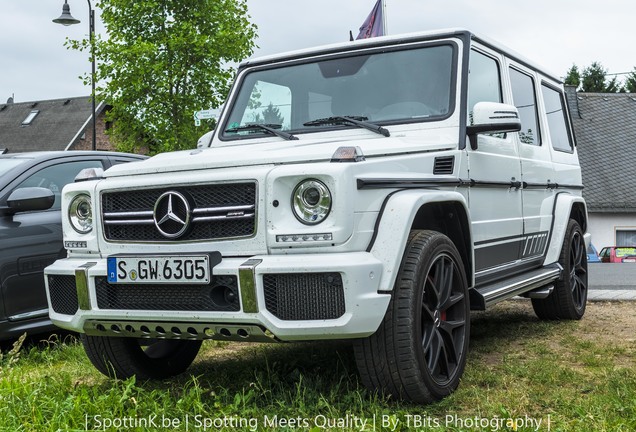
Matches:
[[507, 63, 555, 264]]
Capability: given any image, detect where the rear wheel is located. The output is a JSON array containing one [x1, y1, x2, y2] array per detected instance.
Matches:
[[81, 335, 202, 379], [354, 230, 470, 403], [532, 219, 587, 320]]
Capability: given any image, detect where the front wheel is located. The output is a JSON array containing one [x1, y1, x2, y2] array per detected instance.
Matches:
[[532, 219, 588, 320], [81, 335, 202, 380], [354, 230, 470, 403]]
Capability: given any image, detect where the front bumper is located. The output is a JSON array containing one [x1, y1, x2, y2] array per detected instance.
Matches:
[[44, 252, 389, 342]]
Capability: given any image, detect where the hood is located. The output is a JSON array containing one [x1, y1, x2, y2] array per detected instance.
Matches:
[[104, 133, 457, 178]]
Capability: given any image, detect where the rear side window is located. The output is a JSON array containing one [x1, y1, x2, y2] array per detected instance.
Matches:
[[509, 68, 540, 146], [541, 84, 573, 152], [615, 247, 636, 258]]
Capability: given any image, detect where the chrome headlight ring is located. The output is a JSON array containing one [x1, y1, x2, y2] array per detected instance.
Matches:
[[292, 179, 332, 225], [68, 193, 93, 234]]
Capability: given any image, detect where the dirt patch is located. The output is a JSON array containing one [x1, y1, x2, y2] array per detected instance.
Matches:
[[192, 301, 636, 368], [472, 300, 636, 370], [493, 300, 636, 346], [196, 340, 265, 362], [577, 301, 636, 345]]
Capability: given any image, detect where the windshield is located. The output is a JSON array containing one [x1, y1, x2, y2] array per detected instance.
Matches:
[[222, 43, 456, 140], [0, 158, 30, 178]]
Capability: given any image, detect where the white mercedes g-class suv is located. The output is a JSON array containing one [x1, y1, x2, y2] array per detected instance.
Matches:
[[44, 29, 589, 403]]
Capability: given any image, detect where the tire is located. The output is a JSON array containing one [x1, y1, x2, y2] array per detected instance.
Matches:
[[532, 219, 588, 320], [354, 230, 470, 403], [81, 335, 202, 380]]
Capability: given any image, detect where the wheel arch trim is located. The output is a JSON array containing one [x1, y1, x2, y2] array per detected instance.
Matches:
[[368, 190, 473, 292], [543, 194, 588, 265]]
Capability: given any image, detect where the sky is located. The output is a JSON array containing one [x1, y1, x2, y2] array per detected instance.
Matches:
[[1, 0, 634, 104]]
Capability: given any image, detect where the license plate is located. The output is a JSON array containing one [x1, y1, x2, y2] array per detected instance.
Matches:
[[107, 255, 212, 284]]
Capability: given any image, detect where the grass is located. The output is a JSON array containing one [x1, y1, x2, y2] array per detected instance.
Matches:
[[1, 301, 635, 431]]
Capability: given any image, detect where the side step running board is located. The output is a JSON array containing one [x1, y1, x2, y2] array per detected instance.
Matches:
[[470, 264, 562, 310]]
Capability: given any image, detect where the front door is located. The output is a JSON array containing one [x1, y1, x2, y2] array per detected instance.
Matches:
[[467, 48, 524, 278], [1, 159, 104, 322]]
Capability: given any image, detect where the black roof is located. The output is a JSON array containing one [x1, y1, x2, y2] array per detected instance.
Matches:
[[0, 150, 140, 161], [567, 87, 636, 213], [0, 96, 102, 153], [0, 150, 146, 192]]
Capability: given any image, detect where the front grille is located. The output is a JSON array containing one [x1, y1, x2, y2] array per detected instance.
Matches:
[[263, 273, 345, 321], [48, 275, 78, 315], [95, 276, 240, 312], [102, 182, 256, 242]]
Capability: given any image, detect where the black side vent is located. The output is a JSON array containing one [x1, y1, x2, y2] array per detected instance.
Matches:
[[433, 156, 455, 175]]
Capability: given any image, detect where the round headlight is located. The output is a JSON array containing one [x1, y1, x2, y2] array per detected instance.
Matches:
[[69, 194, 93, 234], [292, 179, 331, 225]]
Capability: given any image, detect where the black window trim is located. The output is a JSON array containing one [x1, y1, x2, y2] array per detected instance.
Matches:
[[509, 65, 542, 147], [540, 81, 575, 154], [1, 156, 107, 205], [218, 40, 460, 142], [465, 47, 508, 145]]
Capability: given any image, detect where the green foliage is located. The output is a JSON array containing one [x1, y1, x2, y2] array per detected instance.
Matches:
[[605, 76, 621, 93], [581, 61, 609, 92], [564, 64, 580, 89], [66, 0, 257, 154], [626, 68, 636, 93], [0, 333, 25, 375], [566, 62, 634, 93], [1, 303, 636, 431]]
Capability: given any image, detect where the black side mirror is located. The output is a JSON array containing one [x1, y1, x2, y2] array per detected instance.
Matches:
[[4, 187, 55, 215]]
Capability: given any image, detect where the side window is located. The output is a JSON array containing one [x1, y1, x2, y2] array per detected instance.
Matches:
[[509, 68, 540, 146], [15, 160, 104, 210], [467, 50, 502, 120], [541, 84, 573, 152]]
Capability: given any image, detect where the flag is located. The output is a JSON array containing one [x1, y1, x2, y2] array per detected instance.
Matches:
[[356, 0, 385, 39]]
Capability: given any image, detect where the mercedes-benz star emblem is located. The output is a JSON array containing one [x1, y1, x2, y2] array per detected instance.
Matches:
[[153, 191, 191, 238]]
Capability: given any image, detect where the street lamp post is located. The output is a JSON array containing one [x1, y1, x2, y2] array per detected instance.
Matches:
[[53, 0, 97, 151]]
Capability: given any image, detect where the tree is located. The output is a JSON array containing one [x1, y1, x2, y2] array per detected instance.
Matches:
[[581, 62, 608, 92], [564, 64, 580, 89], [605, 76, 621, 93], [626, 68, 636, 93], [261, 102, 285, 125], [67, 0, 257, 154], [567, 61, 628, 93]]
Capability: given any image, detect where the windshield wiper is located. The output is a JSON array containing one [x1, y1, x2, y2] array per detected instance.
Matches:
[[303, 116, 390, 137], [225, 123, 298, 141]]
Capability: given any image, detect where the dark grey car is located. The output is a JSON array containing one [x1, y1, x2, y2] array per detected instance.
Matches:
[[0, 151, 145, 340]]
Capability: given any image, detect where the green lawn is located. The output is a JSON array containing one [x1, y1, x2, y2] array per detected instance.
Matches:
[[1, 301, 634, 431]]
